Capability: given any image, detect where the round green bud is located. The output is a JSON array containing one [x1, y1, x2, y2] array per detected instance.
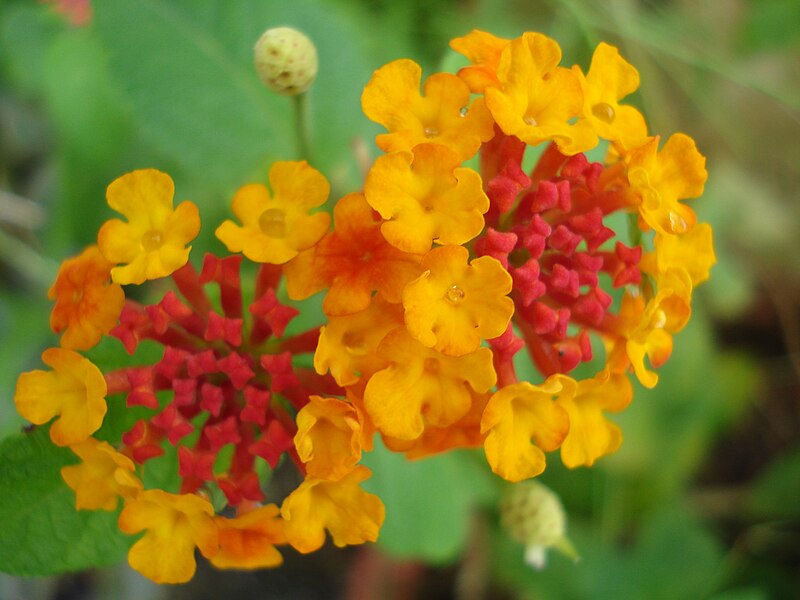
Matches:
[[500, 480, 578, 569], [254, 27, 318, 96]]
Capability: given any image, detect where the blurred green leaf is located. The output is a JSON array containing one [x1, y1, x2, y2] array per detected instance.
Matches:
[[362, 443, 497, 563], [0, 3, 64, 94], [740, 0, 800, 52], [747, 442, 800, 519], [0, 427, 131, 576]]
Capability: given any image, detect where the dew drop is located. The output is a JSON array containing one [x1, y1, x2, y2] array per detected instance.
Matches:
[[141, 230, 163, 251], [668, 211, 687, 233], [591, 102, 616, 123], [259, 208, 287, 238], [445, 284, 466, 304], [459, 106, 469, 117], [524, 115, 538, 126], [424, 127, 439, 138], [653, 309, 667, 329]]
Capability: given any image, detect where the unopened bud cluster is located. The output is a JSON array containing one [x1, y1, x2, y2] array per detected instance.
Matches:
[[254, 27, 318, 95]]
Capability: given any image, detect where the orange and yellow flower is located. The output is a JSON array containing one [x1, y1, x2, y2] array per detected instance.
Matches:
[[363, 327, 496, 440], [362, 59, 495, 160], [211, 504, 286, 570], [281, 466, 384, 554], [294, 396, 363, 480], [49, 246, 125, 350], [402, 245, 513, 356], [364, 143, 489, 254], [61, 438, 142, 510], [97, 169, 200, 285], [484, 33, 594, 155], [285, 192, 422, 316], [216, 161, 331, 264], [118, 490, 218, 584], [14, 348, 107, 447]]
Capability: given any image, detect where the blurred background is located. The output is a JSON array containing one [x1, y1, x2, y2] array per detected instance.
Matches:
[[1, 0, 798, 598]]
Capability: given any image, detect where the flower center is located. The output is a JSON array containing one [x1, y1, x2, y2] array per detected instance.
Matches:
[[445, 284, 465, 304], [259, 208, 287, 238], [591, 102, 615, 123], [423, 357, 441, 373], [141, 230, 163, 251], [341, 331, 368, 356]]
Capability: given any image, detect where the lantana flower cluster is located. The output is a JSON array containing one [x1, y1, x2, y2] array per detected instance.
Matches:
[[14, 29, 714, 583]]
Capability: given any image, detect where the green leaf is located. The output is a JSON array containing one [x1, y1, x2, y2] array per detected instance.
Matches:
[[361, 443, 497, 563], [0, 428, 132, 576], [747, 443, 800, 519]]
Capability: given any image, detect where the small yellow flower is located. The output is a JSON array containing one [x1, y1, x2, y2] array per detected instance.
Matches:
[[281, 466, 384, 554], [574, 42, 648, 151], [557, 370, 632, 468], [628, 134, 707, 234], [294, 396, 363, 480], [364, 143, 489, 254], [363, 327, 496, 440], [314, 297, 404, 387], [14, 348, 107, 447], [118, 490, 218, 584], [362, 59, 495, 160], [481, 376, 571, 482], [211, 505, 286, 570], [216, 161, 331, 264], [484, 33, 594, 155], [61, 438, 142, 510], [402, 245, 513, 356], [97, 169, 200, 285]]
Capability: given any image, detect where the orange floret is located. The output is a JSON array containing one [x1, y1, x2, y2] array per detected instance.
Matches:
[[281, 466, 385, 554], [61, 438, 142, 510], [97, 169, 200, 285], [481, 376, 571, 482], [364, 143, 489, 254], [361, 59, 495, 160], [284, 193, 422, 316], [314, 297, 404, 387], [211, 504, 286, 570], [484, 32, 594, 155], [49, 245, 125, 351], [216, 161, 331, 264], [14, 348, 107, 447], [449, 29, 510, 93], [118, 490, 218, 584], [627, 134, 707, 234], [558, 370, 632, 468], [402, 245, 513, 356], [363, 327, 496, 440], [294, 396, 363, 480], [574, 42, 649, 152]]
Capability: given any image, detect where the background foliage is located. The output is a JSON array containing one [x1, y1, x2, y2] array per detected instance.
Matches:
[[1, 0, 798, 598]]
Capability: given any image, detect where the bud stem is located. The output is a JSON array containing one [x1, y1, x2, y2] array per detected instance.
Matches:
[[293, 92, 314, 163]]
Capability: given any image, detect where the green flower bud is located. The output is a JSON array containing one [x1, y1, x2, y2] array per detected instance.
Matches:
[[500, 481, 578, 569], [254, 27, 318, 96]]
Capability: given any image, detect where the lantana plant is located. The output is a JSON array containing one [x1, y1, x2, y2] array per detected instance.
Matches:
[[13, 27, 714, 583]]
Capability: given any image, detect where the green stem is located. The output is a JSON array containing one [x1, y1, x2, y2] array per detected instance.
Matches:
[[292, 92, 314, 163]]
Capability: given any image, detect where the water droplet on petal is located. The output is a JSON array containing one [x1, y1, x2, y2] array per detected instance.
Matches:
[[668, 211, 687, 233], [259, 208, 287, 238], [653, 309, 667, 329], [424, 127, 439, 138], [591, 102, 616, 123], [459, 106, 469, 117], [524, 116, 538, 126], [445, 284, 466, 304]]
